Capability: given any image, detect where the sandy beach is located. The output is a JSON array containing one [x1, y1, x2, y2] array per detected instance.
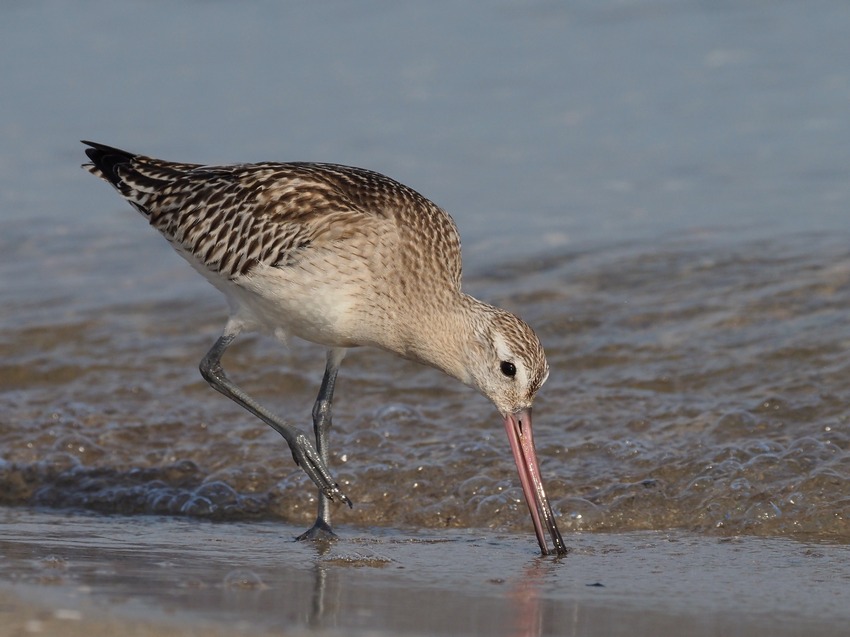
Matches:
[[1, 509, 848, 637]]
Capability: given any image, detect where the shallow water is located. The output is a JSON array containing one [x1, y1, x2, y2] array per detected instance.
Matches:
[[2, 231, 848, 542], [1, 0, 849, 562]]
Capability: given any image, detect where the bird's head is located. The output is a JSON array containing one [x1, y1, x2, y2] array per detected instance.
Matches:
[[462, 305, 565, 556], [467, 308, 549, 415]]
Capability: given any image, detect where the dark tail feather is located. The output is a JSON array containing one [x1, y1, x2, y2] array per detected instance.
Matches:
[[81, 140, 137, 187]]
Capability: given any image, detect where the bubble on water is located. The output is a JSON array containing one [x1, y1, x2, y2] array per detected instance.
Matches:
[[194, 480, 239, 506], [151, 460, 202, 485], [555, 497, 602, 530], [744, 500, 782, 524], [456, 474, 500, 500], [181, 495, 215, 517], [754, 397, 789, 414], [729, 478, 751, 493], [470, 488, 526, 529], [713, 411, 763, 439], [37, 451, 81, 473], [147, 489, 191, 515], [206, 464, 272, 493], [52, 434, 105, 464], [375, 403, 422, 430], [604, 439, 646, 459], [223, 569, 266, 590]]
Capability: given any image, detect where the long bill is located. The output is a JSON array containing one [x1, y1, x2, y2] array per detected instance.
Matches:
[[503, 408, 567, 556]]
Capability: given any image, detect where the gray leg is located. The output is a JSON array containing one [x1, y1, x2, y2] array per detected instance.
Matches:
[[298, 348, 346, 541], [199, 326, 351, 509]]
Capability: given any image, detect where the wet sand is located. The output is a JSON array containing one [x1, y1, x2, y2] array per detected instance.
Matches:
[[1, 508, 848, 637]]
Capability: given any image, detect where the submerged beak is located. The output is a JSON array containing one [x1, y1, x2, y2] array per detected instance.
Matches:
[[503, 408, 567, 556]]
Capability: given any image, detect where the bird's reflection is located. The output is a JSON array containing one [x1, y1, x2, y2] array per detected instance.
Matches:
[[508, 559, 561, 637], [304, 539, 338, 630], [298, 537, 562, 637]]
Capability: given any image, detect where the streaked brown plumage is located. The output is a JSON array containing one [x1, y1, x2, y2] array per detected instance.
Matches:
[[82, 141, 565, 555]]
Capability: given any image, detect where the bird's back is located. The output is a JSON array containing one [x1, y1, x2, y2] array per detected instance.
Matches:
[[83, 142, 464, 348], [84, 143, 461, 281]]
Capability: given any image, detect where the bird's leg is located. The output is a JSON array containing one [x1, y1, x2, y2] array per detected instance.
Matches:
[[297, 348, 346, 541], [199, 326, 351, 508]]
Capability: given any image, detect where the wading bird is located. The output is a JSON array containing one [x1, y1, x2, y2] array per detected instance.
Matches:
[[82, 141, 566, 555]]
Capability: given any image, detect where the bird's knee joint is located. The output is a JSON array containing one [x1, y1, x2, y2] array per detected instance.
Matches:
[[199, 359, 222, 384]]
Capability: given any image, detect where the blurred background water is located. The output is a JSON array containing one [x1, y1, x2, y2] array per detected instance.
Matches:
[[1, 0, 848, 541]]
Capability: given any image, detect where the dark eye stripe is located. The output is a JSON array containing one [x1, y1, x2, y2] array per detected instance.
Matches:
[[500, 361, 516, 378]]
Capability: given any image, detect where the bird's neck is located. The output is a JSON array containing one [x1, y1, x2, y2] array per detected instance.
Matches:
[[397, 293, 489, 389]]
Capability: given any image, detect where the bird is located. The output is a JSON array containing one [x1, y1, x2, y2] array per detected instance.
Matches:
[[81, 141, 567, 556]]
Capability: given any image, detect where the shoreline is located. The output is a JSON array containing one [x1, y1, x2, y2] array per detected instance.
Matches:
[[1, 508, 848, 637]]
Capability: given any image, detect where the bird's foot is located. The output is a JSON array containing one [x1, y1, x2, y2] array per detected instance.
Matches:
[[290, 434, 353, 508], [296, 518, 338, 542]]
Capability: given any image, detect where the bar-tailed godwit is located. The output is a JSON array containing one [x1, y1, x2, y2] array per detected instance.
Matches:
[[82, 141, 566, 555]]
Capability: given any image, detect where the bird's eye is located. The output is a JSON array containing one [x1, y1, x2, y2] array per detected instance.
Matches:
[[500, 361, 516, 378]]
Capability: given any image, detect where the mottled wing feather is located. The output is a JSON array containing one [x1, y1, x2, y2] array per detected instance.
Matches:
[[88, 150, 463, 286]]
